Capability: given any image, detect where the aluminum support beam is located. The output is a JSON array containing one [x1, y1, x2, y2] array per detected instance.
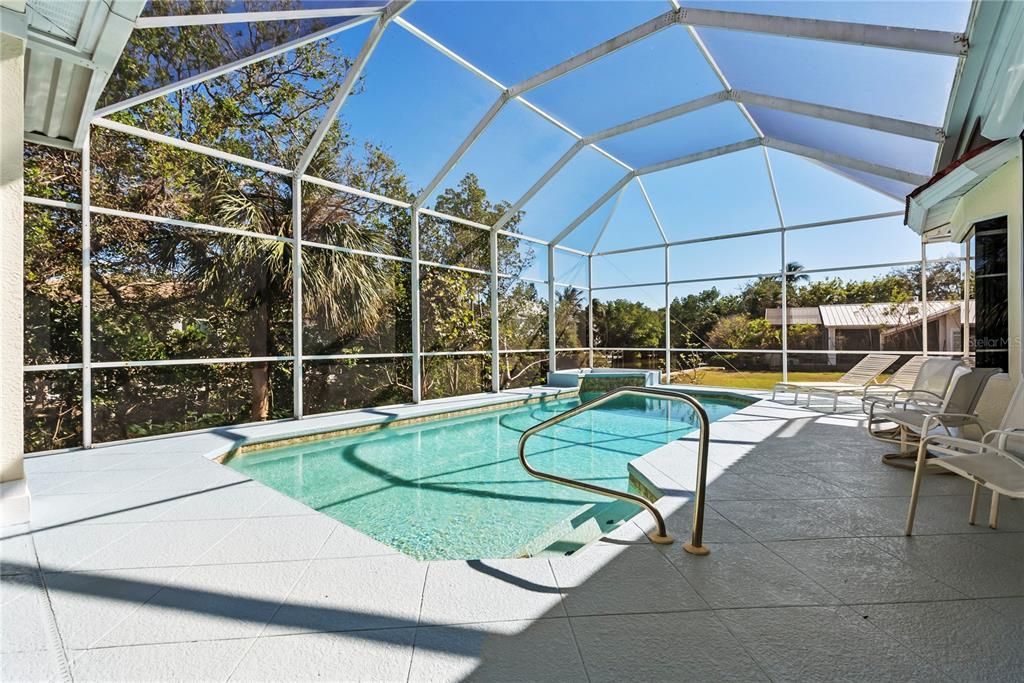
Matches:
[[510, 9, 681, 96], [595, 210, 903, 257], [135, 6, 383, 28], [411, 208, 422, 402], [636, 178, 668, 244], [590, 184, 626, 253], [589, 91, 729, 143], [413, 92, 510, 209], [763, 138, 930, 185], [292, 175, 303, 418], [490, 228, 500, 392], [732, 91, 944, 141], [675, 5, 967, 55], [548, 245, 557, 372], [492, 140, 584, 230], [587, 256, 594, 367], [81, 129, 92, 448], [636, 138, 760, 175], [296, 2, 411, 176], [492, 92, 727, 232], [664, 246, 671, 378], [550, 172, 633, 247], [94, 17, 375, 118]]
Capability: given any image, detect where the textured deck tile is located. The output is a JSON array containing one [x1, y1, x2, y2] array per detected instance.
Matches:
[[229, 629, 415, 682], [419, 557, 565, 626], [71, 638, 252, 682], [1, 574, 52, 654], [853, 600, 1024, 681], [571, 610, 768, 683], [664, 541, 839, 608], [717, 605, 943, 682], [769, 537, 964, 603], [409, 618, 587, 683], [549, 544, 706, 616], [85, 560, 309, 648], [707, 499, 851, 541], [869, 535, 1024, 598], [264, 555, 426, 636]]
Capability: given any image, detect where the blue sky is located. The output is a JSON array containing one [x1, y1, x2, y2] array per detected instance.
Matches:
[[147, 1, 973, 307]]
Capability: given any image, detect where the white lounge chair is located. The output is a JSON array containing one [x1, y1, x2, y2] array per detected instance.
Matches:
[[868, 367, 1000, 468], [801, 356, 928, 412], [771, 354, 899, 408], [862, 357, 964, 430], [906, 378, 1024, 534]]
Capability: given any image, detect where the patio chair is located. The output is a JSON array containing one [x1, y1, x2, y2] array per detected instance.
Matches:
[[870, 368, 1001, 469], [770, 353, 899, 407], [905, 379, 1024, 534], [803, 355, 927, 412], [862, 357, 964, 431]]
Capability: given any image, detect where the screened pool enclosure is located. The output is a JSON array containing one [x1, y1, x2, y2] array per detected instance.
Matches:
[[23, 0, 976, 452]]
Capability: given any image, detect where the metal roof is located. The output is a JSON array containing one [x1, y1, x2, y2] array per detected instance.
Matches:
[[766, 300, 974, 329], [764, 307, 822, 325]]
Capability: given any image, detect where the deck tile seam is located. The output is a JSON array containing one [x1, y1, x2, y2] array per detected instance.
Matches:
[[31, 535, 74, 683], [220, 525, 342, 682], [546, 558, 593, 683], [404, 562, 431, 683], [75, 491, 295, 650], [28, 511, 322, 531], [34, 551, 405, 576]]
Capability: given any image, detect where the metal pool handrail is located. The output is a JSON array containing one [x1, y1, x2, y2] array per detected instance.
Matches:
[[517, 386, 712, 556]]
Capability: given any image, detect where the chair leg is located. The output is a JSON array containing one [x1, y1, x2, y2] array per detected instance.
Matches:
[[833, 395, 838, 412], [969, 482, 980, 525], [905, 440, 928, 535], [989, 491, 1000, 529]]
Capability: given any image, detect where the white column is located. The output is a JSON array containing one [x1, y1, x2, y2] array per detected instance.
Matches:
[[587, 254, 594, 368], [664, 246, 670, 383], [291, 176, 303, 417], [81, 130, 92, 448], [780, 231, 789, 381], [547, 245, 556, 373], [1, 13, 29, 524], [920, 241, 929, 355], [411, 208, 421, 402], [489, 229, 500, 393]]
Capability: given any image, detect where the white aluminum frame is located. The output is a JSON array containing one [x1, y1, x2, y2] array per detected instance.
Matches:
[[21, 1, 972, 449]]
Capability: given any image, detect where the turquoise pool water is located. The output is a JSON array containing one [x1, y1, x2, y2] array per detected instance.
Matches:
[[227, 391, 750, 560]]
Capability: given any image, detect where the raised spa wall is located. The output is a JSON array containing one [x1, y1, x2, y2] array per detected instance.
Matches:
[[547, 367, 659, 393]]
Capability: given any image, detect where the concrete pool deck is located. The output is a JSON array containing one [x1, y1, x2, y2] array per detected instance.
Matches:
[[3, 387, 1023, 681]]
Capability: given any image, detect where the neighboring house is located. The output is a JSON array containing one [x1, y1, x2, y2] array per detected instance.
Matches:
[[765, 300, 975, 364]]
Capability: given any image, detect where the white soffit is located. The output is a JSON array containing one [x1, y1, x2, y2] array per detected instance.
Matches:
[[17, 0, 144, 150], [906, 137, 1020, 237]]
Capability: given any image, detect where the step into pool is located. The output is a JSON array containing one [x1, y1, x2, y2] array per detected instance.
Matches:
[[226, 391, 751, 560]]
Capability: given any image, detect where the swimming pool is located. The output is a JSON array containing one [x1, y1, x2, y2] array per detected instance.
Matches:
[[227, 391, 751, 560]]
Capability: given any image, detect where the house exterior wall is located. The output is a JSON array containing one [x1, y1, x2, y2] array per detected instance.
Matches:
[[1, 18, 29, 522], [950, 149, 1023, 381]]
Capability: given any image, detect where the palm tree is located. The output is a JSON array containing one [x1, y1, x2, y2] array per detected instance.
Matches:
[[202, 180, 393, 421], [785, 261, 809, 285]]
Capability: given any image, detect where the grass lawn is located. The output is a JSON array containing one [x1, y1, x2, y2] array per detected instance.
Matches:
[[667, 369, 849, 390]]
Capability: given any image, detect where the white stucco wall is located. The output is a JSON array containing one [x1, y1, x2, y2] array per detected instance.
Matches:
[[1, 27, 25, 488]]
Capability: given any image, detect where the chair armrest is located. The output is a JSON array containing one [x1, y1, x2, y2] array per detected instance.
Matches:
[[983, 428, 1024, 449], [893, 389, 946, 408], [921, 412, 981, 436]]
